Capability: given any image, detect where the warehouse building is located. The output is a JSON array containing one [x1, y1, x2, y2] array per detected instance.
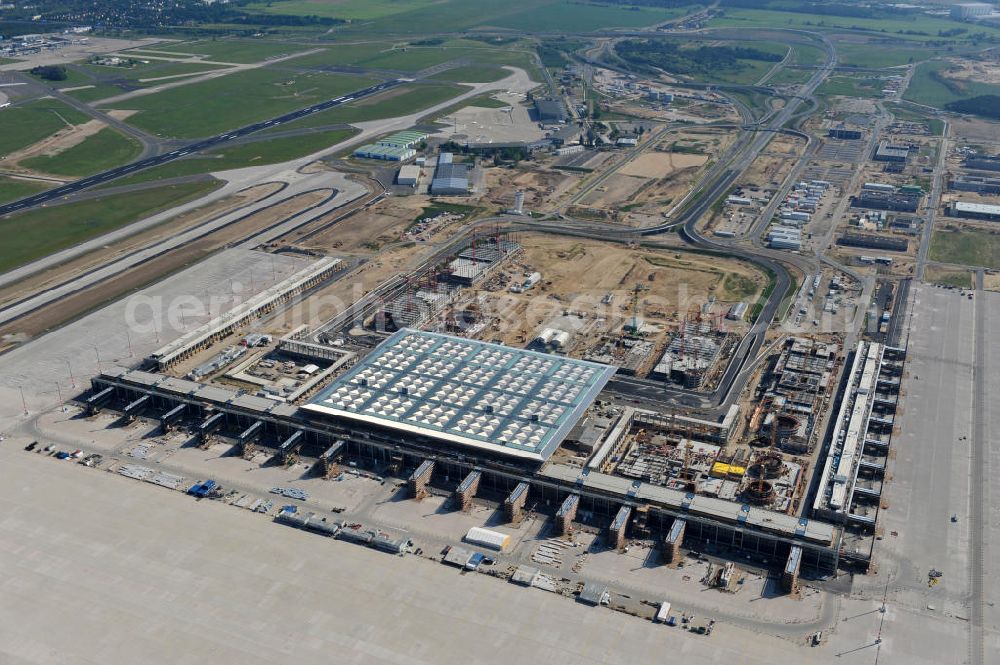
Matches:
[[430, 153, 470, 195], [873, 141, 910, 163], [852, 190, 921, 213], [950, 174, 1000, 195], [837, 233, 909, 252], [535, 98, 566, 122], [396, 165, 421, 187], [534, 97, 567, 123], [828, 127, 862, 140], [768, 225, 802, 250], [951, 2, 994, 20], [950, 201, 1000, 221], [354, 144, 415, 161], [353, 130, 427, 161], [964, 154, 1000, 172]]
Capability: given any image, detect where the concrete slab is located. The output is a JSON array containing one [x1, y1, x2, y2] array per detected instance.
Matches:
[[0, 248, 311, 432]]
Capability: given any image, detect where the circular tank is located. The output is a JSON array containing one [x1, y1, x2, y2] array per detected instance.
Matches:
[[748, 452, 784, 479], [745, 479, 775, 505]]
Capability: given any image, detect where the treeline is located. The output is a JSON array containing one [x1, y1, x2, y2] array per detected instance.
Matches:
[[30, 65, 67, 81], [615, 39, 782, 78], [597, 0, 702, 7], [945, 95, 1000, 120], [0, 0, 345, 31]]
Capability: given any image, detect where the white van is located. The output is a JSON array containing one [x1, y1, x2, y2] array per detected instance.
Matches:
[[655, 601, 672, 623]]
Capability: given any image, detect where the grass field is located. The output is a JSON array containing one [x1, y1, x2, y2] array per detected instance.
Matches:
[[818, 74, 885, 98], [250, 0, 693, 34], [80, 60, 231, 82], [428, 93, 511, 123], [247, 0, 442, 21], [267, 83, 465, 132], [791, 43, 827, 67], [19, 128, 142, 177], [835, 42, 936, 68], [710, 7, 1000, 42], [0, 177, 49, 206], [427, 65, 509, 82], [903, 60, 1000, 108], [0, 180, 220, 274], [0, 99, 90, 157], [289, 40, 540, 78], [768, 67, 813, 87], [488, 2, 686, 31], [107, 128, 358, 187], [111, 68, 375, 139], [930, 227, 1000, 269], [925, 265, 972, 288], [121, 39, 314, 63]]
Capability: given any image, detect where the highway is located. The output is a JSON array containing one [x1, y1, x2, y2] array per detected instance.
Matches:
[[0, 78, 405, 217]]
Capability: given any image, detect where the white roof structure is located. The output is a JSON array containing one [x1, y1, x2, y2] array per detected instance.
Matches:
[[304, 329, 615, 462], [464, 527, 511, 551], [954, 201, 1000, 216]]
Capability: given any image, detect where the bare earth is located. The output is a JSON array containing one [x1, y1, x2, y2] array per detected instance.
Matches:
[[618, 151, 708, 179]]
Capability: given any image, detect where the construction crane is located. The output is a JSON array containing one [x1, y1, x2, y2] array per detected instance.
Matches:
[[627, 283, 649, 335]]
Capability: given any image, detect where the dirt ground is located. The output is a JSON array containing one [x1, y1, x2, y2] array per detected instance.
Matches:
[[944, 57, 1000, 85], [482, 166, 578, 212], [578, 172, 649, 208], [739, 134, 805, 189], [984, 272, 1000, 292], [950, 117, 1000, 144], [294, 194, 431, 254], [0, 119, 108, 178], [455, 233, 764, 354], [618, 151, 708, 178], [268, 242, 430, 338]]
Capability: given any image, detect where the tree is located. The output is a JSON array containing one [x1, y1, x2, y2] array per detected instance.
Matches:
[[31, 65, 67, 81]]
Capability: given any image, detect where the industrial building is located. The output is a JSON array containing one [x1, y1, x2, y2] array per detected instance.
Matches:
[[852, 189, 921, 213], [837, 233, 909, 252], [873, 141, 910, 163], [87, 322, 847, 576], [950, 173, 1000, 195], [647, 320, 727, 388], [533, 97, 567, 123], [767, 225, 802, 250], [964, 154, 1000, 172], [951, 2, 994, 20], [813, 342, 904, 529], [146, 258, 342, 371], [827, 127, 862, 140], [353, 130, 427, 161], [949, 200, 1000, 221], [396, 165, 421, 187], [303, 329, 616, 463], [430, 153, 470, 195], [752, 337, 839, 455]]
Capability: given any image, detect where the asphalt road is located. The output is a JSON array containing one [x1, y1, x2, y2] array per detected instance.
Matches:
[[0, 78, 404, 217]]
